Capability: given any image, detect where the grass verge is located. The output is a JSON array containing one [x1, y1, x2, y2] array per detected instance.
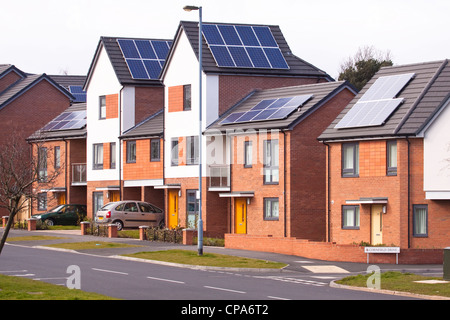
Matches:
[[123, 249, 287, 269], [0, 274, 118, 300], [6, 236, 68, 242], [44, 241, 142, 250], [336, 271, 450, 298]]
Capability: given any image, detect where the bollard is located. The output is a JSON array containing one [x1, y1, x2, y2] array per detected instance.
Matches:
[[444, 247, 450, 281], [139, 226, 149, 241], [108, 224, 118, 238], [2, 216, 8, 228], [183, 228, 197, 245], [27, 218, 37, 231], [80, 221, 90, 235]]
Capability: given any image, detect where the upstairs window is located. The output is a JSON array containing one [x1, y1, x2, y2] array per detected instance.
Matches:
[[171, 138, 179, 166], [110, 142, 116, 169], [99, 96, 106, 119], [387, 140, 397, 176], [263, 140, 279, 184], [38, 147, 48, 182], [184, 84, 191, 111], [54, 146, 61, 169], [150, 139, 160, 162], [342, 143, 359, 177], [244, 141, 252, 168], [93, 144, 103, 170], [126, 141, 136, 163], [186, 136, 199, 165]]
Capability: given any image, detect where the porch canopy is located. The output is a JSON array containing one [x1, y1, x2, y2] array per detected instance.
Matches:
[[345, 197, 388, 205]]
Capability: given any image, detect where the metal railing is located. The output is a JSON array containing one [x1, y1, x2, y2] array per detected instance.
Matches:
[[208, 165, 230, 189]]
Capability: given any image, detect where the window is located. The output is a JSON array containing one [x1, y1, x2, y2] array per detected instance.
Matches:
[[110, 142, 116, 169], [127, 141, 136, 163], [183, 84, 191, 111], [413, 205, 428, 237], [99, 96, 106, 119], [264, 198, 279, 220], [387, 140, 397, 176], [342, 205, 360, 229], [187, 190, 199, 228], [37, 193, 47, 211], [171, 138, 179, 166], [93, 192, 104, 216], [187, 136, 199, 165], [54, 146, 60, 169], [342, 143, 359, 177], [244, 141, 252, 168], [263, 140, 279, 184], [38, 147, 48, 182], [93, 144, 103, 170], [150, 139, 160, 162]]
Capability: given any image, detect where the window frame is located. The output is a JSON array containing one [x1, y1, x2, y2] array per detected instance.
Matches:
[[93, 143, 103, 170], [110, 142, 116, 169], [263, 139, 279, 185], [38, 147, 48, 182], [264, 197, 279, 221], [99, 96, 106, 120], [150, 139, 160, 162], [183, 84, 191, 111], [126, 140, 137, 163], [186, 136, 199, 165], [171, 138, 179, 166], [342, 205, 360, 229], [186, 189, 199, 228], [244, 141, 252, 168], [54, 146, 61, 169], [342, 142, 359, 177], [387, 140, 397, 176], [37, 193, 47, 211], [413, 204, 428, 237]]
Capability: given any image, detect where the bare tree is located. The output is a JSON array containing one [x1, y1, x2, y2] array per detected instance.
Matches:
[[0, 133, 61, 255]]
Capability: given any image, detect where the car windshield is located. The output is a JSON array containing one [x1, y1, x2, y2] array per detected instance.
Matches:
[[48, 205, 65, 213]]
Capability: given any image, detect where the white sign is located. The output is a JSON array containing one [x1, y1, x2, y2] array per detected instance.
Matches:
[[364, 247, 400, 253]]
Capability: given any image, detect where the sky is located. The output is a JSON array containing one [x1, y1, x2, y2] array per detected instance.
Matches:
[[1, 0, 449, 79]]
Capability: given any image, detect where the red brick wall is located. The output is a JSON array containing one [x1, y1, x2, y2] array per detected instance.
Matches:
[[105, 94, 118, 119], [0, 71, 21, 93], [168, 85, 184, 113], [218, 75, 326, 115], [135, 86, 164, 124], [123, 138, 163, 180]]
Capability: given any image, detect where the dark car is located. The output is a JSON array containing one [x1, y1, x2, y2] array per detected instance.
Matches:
[[32, 204, 87, 226]]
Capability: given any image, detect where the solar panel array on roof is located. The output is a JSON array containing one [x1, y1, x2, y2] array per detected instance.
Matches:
[[68, 85, 86, 102], [221, 94, 312, 125], [334, 73, 415, 129], [41, 110, 86, 131], [202, 24, 289, 70], [117, 39, 172, 80]]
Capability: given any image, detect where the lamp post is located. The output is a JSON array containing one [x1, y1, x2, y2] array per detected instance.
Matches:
[[183, 5, 203, 256]]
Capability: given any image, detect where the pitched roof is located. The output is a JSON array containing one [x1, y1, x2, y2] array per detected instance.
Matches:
[[27, 103, 87, 141], [318, 60, 450, 141], [84, 36, 172, 89], [120, 109, 163, 139], [163, 21, 333, 81], [206, 81, 355, 133]]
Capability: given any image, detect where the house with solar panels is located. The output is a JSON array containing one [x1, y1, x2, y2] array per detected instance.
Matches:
[[83, 36, 170, 218], [318, 60, 450, 254], [206, 81, 356, 241], [27, 103, 87, 216], [160, 20, 334, 236], [0, 64, 82, 220]]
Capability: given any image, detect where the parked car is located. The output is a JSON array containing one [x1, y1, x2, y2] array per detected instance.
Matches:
[[32, 204, 87, 226], [95, 200, 164, 231]]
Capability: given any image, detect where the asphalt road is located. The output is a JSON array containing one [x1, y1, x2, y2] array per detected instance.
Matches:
[[0, 228, 444, 310]]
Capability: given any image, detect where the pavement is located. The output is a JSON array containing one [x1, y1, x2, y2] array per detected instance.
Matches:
[[0, 227, 444, 278]]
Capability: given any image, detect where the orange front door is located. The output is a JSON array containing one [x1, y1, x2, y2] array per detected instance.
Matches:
[[168, 189, 179, 229], [234, 198, 247, 234]]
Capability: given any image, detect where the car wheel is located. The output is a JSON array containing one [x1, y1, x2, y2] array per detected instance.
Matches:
[[45, 219, 55, 227], [114, 220, 124, 231]]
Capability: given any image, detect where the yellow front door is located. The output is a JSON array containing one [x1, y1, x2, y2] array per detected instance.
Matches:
[[168, 190, 179, 229], [57, 193, 66, 205], [235, 198, 247, 234], [371, 205, 383, 245], [110, 191, 120, 202]]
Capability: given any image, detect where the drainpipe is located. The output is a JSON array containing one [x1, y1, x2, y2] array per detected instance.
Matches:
[[322, 141, 331, 243], [283, 130, 287, 238], [407, 137, 411, 248]]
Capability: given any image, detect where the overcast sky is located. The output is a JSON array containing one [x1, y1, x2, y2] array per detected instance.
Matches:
[[1, 0, 448, 79]]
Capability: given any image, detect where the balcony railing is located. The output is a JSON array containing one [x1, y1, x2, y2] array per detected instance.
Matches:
[[72, 163, 86, 185], [208, 165, 230, 191]]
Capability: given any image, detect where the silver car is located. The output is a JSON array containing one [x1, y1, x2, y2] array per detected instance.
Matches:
[[95, 201, 164, 231]]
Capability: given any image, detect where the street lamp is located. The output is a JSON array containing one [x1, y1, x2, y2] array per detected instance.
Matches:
[[183, 5, 203, 256]]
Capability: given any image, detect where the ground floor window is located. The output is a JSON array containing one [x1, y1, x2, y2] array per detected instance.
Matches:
[[342, 205, 360, 229], [186, 190, 199, 228], [413, 204, 428, 237], [38, 193, 47, 211], [264, 198, 279, 220], [93, 192, 104, 217]]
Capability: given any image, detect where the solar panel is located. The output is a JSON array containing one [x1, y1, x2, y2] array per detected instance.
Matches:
[[68, 86, 86, 103], [221, 94, 313, 125], [202, 24, 289, 70], [42, 110, 87, 131], [334, 72, 414, 129], [117, 39, 172, 80]]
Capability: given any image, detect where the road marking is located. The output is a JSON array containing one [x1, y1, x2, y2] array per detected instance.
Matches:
[[146, 276, 185, 284], [92, 268, 128, 275], [302, 265, 349, 273], [204, 286, 246, 294], [12, 274, 35, 277], [294, 260, 313, 263], [268, 296, 291, 300], [0, 270, 28, 273]]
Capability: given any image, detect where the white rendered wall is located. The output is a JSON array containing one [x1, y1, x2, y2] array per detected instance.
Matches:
[[423, 99, 450, 199]]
